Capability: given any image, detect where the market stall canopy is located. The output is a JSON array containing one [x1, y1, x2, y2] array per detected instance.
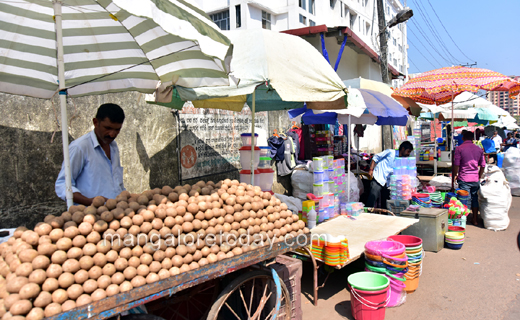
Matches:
[[392, 66, 520, 105], [148, 29, 347, 111], [343, 77, 422, 116], [487, 114, 519, 130], [419, 92, 509, 121], [0, 0, 234, 99], [302, 87, 409, 126]]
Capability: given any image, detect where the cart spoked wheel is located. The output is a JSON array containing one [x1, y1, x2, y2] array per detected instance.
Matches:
[[207, 269, 292, 320], [147, 280, 220, 320]]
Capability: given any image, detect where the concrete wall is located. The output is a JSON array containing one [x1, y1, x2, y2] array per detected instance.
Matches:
[[0, 92, 179, 228], [0, 93, 300, 229]]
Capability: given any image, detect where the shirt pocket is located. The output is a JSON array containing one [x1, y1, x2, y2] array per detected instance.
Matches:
[[114, 165, 125, 191]]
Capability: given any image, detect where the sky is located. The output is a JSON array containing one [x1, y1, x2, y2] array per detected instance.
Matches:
[[405, 0, 519, 76]]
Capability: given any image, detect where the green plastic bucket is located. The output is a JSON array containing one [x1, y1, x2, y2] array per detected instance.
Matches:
[[348, 272, 390, 291]]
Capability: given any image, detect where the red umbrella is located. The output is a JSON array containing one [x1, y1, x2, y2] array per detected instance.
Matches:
[[392, 66, 520, 105], [392, 66, 520, 189]]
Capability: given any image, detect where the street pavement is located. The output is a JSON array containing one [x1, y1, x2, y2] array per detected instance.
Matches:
[[300, 197, 520, 320]]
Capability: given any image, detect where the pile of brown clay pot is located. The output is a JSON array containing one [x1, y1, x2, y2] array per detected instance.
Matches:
[[0, 179, 308, 319]]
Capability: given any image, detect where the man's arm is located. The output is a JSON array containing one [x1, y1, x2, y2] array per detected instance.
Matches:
[[453, 165, 459, 181], [73, 193, 95, 206], [368, 160, 376, 179]]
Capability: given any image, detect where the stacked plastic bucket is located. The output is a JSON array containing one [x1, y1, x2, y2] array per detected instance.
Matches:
[[387, 235, 424, 293], [364, 241, 408, 308], [445, 231, 464, 249], [347, 272, 390, 320]]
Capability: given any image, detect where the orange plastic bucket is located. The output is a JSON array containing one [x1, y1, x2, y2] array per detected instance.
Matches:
[[404, 276, 420, 293]]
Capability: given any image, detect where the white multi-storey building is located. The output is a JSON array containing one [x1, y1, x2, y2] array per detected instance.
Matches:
[[191, 0, 408, 84]]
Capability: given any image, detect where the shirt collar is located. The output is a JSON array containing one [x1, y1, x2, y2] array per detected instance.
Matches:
[[89, 130, 100, 148], [462, 140, 473, 144], [89, 130, 116, 149]]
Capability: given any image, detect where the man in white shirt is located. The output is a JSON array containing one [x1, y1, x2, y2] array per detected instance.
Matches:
[[492, 131, 502, 152]]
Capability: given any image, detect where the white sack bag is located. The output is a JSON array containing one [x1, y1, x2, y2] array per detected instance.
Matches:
[[478, 166, 511, 231], [503, 147, 520, 196]]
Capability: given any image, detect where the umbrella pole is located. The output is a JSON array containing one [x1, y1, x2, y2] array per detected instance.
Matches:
[[348, 115, 351, 202], [251, 90, 256, 186], [356, 133, 360, 176], [54, 0, 73, 208], [451, 92, 455, 191], [434, 120, 437, 176]]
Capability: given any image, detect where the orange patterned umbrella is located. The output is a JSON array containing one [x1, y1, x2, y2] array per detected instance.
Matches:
[[392, 66, 520, 105]]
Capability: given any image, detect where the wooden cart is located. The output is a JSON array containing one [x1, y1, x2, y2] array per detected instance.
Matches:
[[47, 235, 310, 320]]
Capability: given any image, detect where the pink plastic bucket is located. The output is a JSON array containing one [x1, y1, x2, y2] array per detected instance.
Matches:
[[348, 284, 389, 320], [365, 240, 405, 257], [386, 276, 406, 307]]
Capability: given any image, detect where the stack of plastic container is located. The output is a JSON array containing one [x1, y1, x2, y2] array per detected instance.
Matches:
[[257, 149, 274, 192], [239, 133, 265, 189], [312, 156, 349, 223], [387, 235, 424, 294]]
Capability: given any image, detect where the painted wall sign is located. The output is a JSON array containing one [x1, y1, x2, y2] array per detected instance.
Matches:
[[179, 103, 267, 180]]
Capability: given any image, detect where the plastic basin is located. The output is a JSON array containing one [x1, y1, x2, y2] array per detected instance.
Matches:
[[388, 235, 423, 247], [365, 240, 405, 257], [348, 272, 390, 291], [445, 242, 463, 250]]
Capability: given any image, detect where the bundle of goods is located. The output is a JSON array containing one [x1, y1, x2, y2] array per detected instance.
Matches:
[[444, 197, 470, 228], [333, 136, 348, 157], [387, 235, 424, 294], [308, 124, 335, 157], [502, 147, 520, 196], [411, 193, 432, 208], [479, 166, 511, 231], [389, 174, 412, 201], [0, 180, 309, 319], [445, 231, 464, 249], [363, 240, 407, 308], [347, 272, 390, 320], [310, 236, 349, 267]]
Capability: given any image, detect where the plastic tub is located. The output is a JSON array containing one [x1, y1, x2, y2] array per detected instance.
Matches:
[[259, 146, 271, 158], [239, 169, 260, 186], [313, 157, 324, 171], [448, 226, 466, 234], [388, 235, 423, 248], [404, 275, 420, 293], [258, 157, 271, 169], [445, 242, 463, 250], [257, 168, 274, 191], [445, 231, 464, 240], [239, 146, 260, 170], [313, 184, 324, 196], [365, 241, 405, 257], [348, 272, 390, 291], [240, 133, 258, 146], [314, 171, 325, 184], [348, 283, 390, 320]]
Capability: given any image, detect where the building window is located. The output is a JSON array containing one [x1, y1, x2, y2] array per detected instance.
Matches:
[[350, 12, 357, 30], [310, 19, 316, 26], [393, 58, 397, 66], [235, 5, 241, 28], [309, 0, 315, 14], [398, 44, 402, 52], [299, 14, 307, 25], [299, 0, 306, 10], [393, 38, 396, 46], [330, 0, 335, 9], [262, 11, 271, 29], [210, 10, 230, 30]]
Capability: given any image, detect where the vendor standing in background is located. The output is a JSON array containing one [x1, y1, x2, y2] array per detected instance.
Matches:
[[367, 141, 414, 209], [453, 131, 486, 226], [55, 103, 126, 206], [492, 131, 502, 152]]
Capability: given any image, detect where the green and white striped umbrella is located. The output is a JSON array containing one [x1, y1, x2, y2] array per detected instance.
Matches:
[[0, 0, 233, 207], [0, 0, 233, 98]]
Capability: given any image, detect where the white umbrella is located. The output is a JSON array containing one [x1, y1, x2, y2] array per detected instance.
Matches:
[[0, 0, 234, 207], [420, 92, 509, 120]]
